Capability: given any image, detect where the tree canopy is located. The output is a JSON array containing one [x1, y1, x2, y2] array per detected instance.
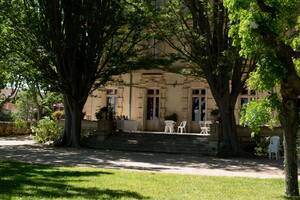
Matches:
[[22, 0, 152, 147], [225, 0, 300, 196]]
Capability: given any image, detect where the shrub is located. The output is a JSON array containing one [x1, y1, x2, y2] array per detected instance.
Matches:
[[0, 111, 14, 122], [32, 117, 62, 143], [252, 136, 269, 156], [15, 119, 28, 129], [95, 106, 114, 120], [52, 110, 64, 120], [165, 113, 177, 122], [210, 109, 219, 116]]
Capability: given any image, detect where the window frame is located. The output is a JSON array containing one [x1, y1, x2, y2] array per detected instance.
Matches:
[[146, 89, 160, 120], [191, 88, 207, 122]]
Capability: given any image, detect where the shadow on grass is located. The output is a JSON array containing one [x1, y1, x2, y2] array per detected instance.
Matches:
[[0, 160, 149, 199], [284, 196, 300, 200]]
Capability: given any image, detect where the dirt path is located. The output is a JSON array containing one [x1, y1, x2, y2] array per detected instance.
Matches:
[[0, 136, 288, 178]]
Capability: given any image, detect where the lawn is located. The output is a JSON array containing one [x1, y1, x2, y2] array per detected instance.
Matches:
[[0, 160, 296, 200]]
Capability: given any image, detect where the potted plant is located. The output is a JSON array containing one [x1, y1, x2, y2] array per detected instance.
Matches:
[[95, 106, 115, 141], [210, 109, 220, 123], [164, 113, 178, 122]]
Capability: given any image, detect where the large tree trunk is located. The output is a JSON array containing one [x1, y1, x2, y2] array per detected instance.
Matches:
[[208, 76, 240, 156], [217, 98, 239, 156], [280, 89, 299, 197], [60, 94, 84, 148]]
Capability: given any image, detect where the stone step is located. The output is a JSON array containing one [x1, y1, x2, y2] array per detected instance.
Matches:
[[82, 132, 217, 155]]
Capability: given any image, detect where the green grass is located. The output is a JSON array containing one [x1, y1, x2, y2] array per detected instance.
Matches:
[[0, 160, 297, 200]]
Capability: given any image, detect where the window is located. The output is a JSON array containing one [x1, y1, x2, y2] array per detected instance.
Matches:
[[106, 89, 117, 95], [240, 89, 256, 107], [192, 89, 206, 121], [147, 89, 160, 120], [106, 89, 117, 113]]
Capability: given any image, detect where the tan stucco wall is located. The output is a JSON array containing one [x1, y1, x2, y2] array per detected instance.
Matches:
[[83, 69, 263, 133]]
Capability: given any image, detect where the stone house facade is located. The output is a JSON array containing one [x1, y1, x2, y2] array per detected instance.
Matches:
[[83, 69, 260, 133]]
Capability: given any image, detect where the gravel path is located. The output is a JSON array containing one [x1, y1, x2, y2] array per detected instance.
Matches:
[[0, 136, 289, 179]]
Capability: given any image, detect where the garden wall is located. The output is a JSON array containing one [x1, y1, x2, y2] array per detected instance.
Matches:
[[210, 124, 300, 153], [57, 120, 98, 137], [237, 126, 283, 142], [0, 121, 32, 136]]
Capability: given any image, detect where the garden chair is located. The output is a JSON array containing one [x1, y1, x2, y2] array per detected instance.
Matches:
[[177, 121, 187, 133], [199, 121, 212, 135], [268, 136, 280, 160]]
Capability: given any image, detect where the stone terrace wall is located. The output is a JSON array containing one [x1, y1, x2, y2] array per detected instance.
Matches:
[[237, 126, 284, 142], [210, 124, 300, 150], [0, 122, 31, 136]]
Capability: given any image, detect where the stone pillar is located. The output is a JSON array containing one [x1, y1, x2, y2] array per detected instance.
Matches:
[[95, 120, 113, 141], [209, 123, 222, 155]]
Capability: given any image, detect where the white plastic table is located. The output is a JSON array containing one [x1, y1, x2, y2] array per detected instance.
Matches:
[[164, 120, 176, 133]]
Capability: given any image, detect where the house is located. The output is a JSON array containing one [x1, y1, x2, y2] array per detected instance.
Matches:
[[0, 89, 17, 113], [83, 69, 260, 133]]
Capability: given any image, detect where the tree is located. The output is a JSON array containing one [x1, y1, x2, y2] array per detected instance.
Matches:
[[0, 66, 21, 110], [0, 0, 50, 110], [14, 89, 62, 122], [0, 24, 23, 110], [153, 0, 256, 155], [20, 0, 151, 147], [225, 0, 300, 196]]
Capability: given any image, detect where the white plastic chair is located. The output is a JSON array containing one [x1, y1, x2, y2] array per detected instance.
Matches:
[[199, 121, 212, 135], [268, 136, 280, 160], [177, 121, 187, 133], [164, 120, 175, 133]]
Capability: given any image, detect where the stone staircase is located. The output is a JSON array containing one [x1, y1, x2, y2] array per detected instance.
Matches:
[[82, 132, 218, 155]]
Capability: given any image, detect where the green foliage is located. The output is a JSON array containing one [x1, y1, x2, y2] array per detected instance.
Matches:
[[32, 117, 62, 143], [240, 97, 279, 134], [211, 109, 220, 116], [14, 90, 37, 121], [95, 107, 114, 120], [152, 0, 214, 75], [15, 118, 28, 129], [253, 137, 269, 156], [21, 0, 153, 91], [0, 0, 55, 97], [225, 0, 300, 90], [51, 110, 64, 120], [0, 110, 13, 122], [225, 0, 300, 195], [41, 92, 63, 116], [247, 56, 284, 91], [294, 59, 300, 77], [14, 90, 63, 122]]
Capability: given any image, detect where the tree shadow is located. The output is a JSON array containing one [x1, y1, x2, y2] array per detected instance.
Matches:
[[283, 196, 300, 200], [0, 142, 290, 176], [0, 160, 149, 199]]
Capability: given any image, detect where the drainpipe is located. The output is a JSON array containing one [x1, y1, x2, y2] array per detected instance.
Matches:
[[129, 70, 132, 119]]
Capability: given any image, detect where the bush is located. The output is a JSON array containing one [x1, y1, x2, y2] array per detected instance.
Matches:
[[165, 113, 177, 122], [210, 109, 219, 116], [32, 117, 62, 143], [252, 136, 269, 156], [52, 110, 64, 120], [0, 111, 14, 122], [15, 119, 28, 129], [95, 106, 114, 120]]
